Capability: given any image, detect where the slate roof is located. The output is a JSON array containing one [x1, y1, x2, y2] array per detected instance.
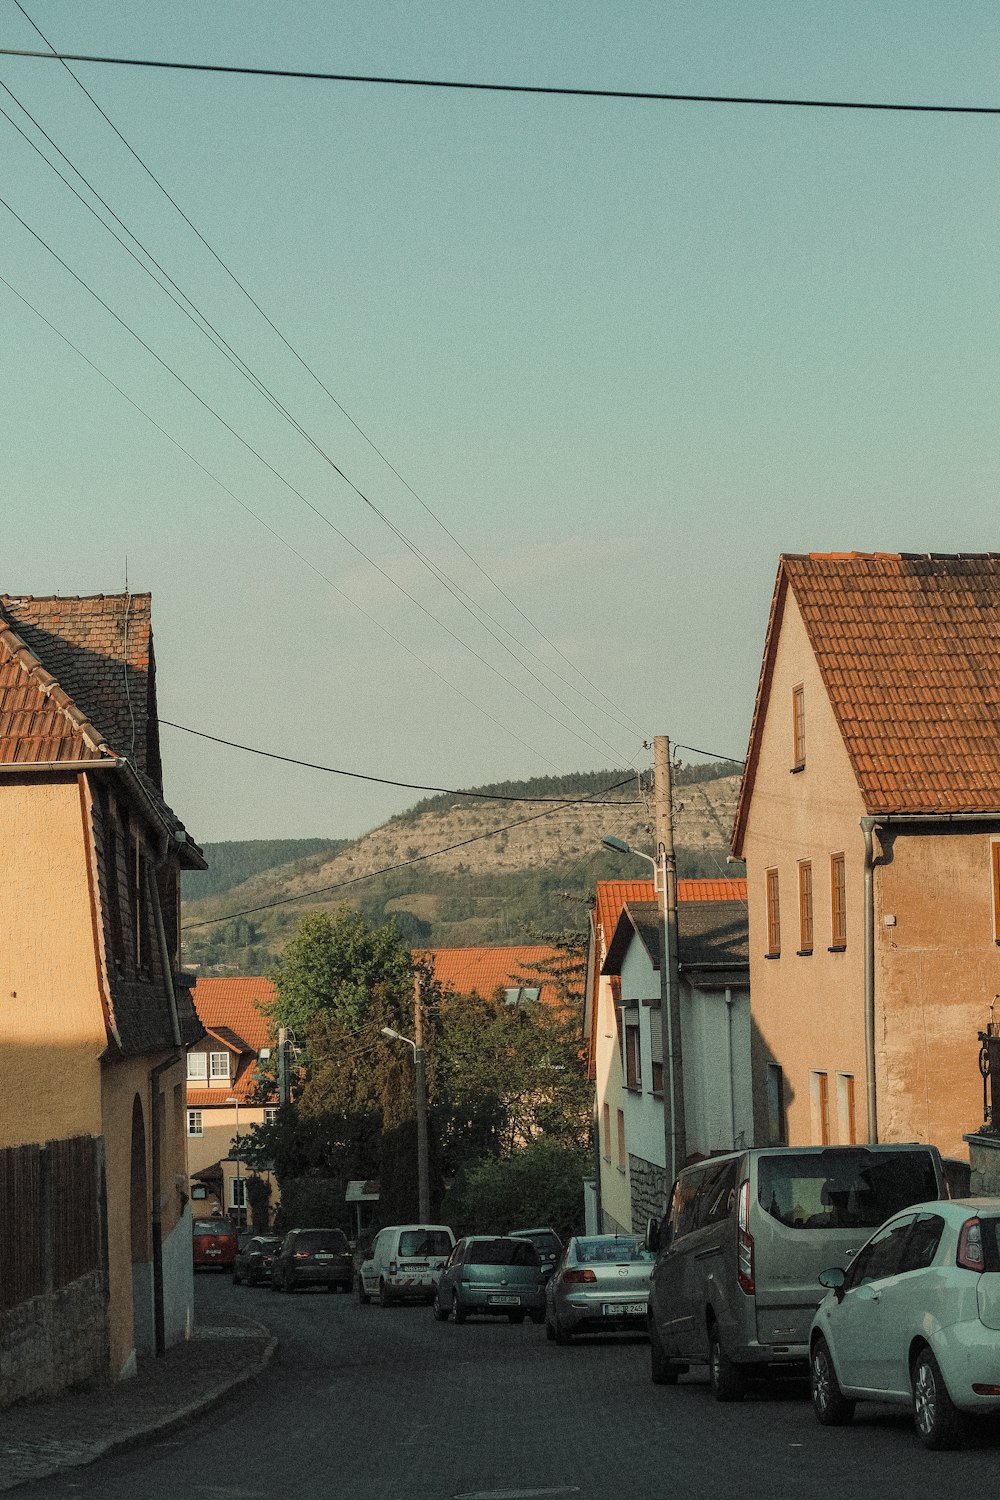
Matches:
[[423, 946, 574, 1007], [602, 899, 749, 976], [734, 553, 1000, 847], [0, 594, 160, 779]]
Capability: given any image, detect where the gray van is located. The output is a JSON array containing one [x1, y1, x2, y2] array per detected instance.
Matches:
[[646, 1144, 947, 1400]]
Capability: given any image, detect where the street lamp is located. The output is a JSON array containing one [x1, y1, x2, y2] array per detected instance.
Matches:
[[601, 831, 681, 1190], [226, 1094, 242, 1227], [381, 1027, 430, 1221]]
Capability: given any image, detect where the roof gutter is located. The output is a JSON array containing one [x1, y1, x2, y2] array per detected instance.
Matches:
[[0, 757, 123, 773]]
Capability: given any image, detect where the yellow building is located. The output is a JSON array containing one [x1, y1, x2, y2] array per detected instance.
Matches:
[[0, 594, 205, 1403], [734, 553, 1000, 1160]]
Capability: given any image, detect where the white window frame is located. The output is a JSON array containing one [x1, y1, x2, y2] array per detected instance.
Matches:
[[209, 1051, 230, 1080], [264, 1107, 278, 1125], [187, 1052, 208, 1080], [187, 1110, 203, 1137], [230, 1176, 248, 1209]]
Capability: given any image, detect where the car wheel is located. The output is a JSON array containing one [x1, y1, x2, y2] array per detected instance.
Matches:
[[432, 1291, 449, 1322], [554, 1315, 572, 1346], [530, 1310, 545, 1326], [810, 1336, 854, 1426], [508, 1311, 526, 1325], [284, 1272, 296, 1294], [649, 1318, 680, 1386], [378, 1278, 394, 1308], [453, 1293, 467, 1325], [708, 1323, 745, 1402], [232, 1268, 241, 1286], [545, 1314, 556, 1342], [913, 1347, 964, 1450], [358, 1278, 371, 1306]]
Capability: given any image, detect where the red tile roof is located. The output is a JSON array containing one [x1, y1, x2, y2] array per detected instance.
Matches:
[[735, 554, 1000, 848], [190, 977, 275, 1053], [0, 595, 159, 777], [677, 878, 747, 902], [424, 946, 573, 1006]]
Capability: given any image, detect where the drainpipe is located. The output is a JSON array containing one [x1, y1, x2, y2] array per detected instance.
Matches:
[[861, 817, 880, 1144], [724, 987, 736, 1148], [148, 835, 185, 1356]]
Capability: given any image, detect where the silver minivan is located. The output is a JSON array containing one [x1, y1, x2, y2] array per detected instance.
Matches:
[[646, 1144, 947, 1400]]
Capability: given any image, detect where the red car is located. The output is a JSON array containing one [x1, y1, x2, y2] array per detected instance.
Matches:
[[192, 1216, 239, 1270]]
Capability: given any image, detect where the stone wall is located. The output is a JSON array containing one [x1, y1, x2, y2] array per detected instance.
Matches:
[[628, 1153, 668, 1233], [966, 1133, 1000, 1197], [0, 1273, 109, 1407]]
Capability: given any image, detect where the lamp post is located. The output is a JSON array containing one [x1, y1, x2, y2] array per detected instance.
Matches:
[[381, 1027, 430, 1221], [226, 1094, 242, 1226], [601, 736, 683, 1196]]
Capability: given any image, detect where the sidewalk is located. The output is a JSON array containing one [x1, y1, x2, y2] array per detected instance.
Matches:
[[0, 1308, 276, 1493]]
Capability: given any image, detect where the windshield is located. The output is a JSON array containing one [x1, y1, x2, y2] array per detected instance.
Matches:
[[757, 1150, 939, 1230], [398, 1230, 452, 1257], [574, 1236, 652, 1264], [294, 1230, 349, 1252], [469, 1238, 540, 1266], [193, 1219, 235, 1237]]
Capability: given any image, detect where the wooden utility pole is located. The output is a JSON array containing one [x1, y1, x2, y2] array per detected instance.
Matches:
[[653, 736, 685, 1190], [413, 970, 430, 1222]]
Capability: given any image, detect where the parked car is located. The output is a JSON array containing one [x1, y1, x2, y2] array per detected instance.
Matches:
[[271, 1228, 353, 1293], [809, 1197, 1000, 1449], [192, 1215, 239, 1270], [545, 1234, 654, 1343], [508, 1226, 563, 1274], [357, 1224, 455, 1306], [646, 1143, 948, 1399], [233, 1234, 284, 1287], [433, 1235, 546, 1324]]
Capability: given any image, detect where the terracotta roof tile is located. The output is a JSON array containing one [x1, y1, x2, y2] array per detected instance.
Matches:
[[423, 946, 572, 1005], [191, 976, 276, 1053]]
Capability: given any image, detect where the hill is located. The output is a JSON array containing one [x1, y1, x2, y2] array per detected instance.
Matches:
[[180, 763, 743, 975]]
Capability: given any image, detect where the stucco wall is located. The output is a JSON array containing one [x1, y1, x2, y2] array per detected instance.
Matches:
[[741, 596, 870, 1146], [0, 779, 105, 1147], [593, 973, 632, 1234]]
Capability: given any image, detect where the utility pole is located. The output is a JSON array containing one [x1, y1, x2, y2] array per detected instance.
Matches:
[[413, 971, 430, 1222], [654, 736, 685, 1194], [277, 1026, 290, 1106]]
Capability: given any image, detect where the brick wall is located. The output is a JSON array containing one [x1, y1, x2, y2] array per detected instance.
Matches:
[[628, 1153, 668, 1233]]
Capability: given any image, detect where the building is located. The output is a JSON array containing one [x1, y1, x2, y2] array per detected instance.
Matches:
[[423, 945, 579, 1008], [0, 593, 204, 1401], [733, 552, 1000, 1158]]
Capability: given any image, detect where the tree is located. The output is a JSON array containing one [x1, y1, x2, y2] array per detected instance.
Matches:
[[267, 906, 414, 1036], [446, 1139, 589, 1240]]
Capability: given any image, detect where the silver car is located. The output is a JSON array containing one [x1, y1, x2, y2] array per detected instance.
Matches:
[[545, 1234, 654, 1343]]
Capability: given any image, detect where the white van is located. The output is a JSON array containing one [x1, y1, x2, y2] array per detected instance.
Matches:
[[357, 1223, 455, 1306]]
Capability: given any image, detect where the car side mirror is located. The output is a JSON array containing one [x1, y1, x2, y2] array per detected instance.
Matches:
[[645, 1217, 660, 1254], [818, 1266, 847, 1302]]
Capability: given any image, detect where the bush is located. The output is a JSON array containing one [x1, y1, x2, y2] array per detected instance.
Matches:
[[445, 1139, 589, 1241]]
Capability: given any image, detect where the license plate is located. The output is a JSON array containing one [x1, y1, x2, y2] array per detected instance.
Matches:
[[402, 1262, 428, 1271], [489, 1295, 519, 1305], [314, 1254, 333, 1261], [603, 1302, 645, 1316]]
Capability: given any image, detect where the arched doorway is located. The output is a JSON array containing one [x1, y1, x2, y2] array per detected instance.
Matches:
[[130, 1094, 154, 1354]]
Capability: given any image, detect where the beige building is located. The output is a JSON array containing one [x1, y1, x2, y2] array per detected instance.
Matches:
[[0, 593, 204, 1401], [733, 553, 1000, 1160]]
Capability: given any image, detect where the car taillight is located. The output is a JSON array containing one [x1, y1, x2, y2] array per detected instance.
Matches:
[[293, 1251, 310, 1260], [957, 1218, 984, 1271], [737, 1178, 755, 1295], [389, 1260, 397, 1276], [562, 1268, 597, 1284]]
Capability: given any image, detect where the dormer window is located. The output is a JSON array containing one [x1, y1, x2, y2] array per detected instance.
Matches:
[[210, 1052, 230, 1080], [792, 684, 806, 770], [187, 1052, 208, 1081]]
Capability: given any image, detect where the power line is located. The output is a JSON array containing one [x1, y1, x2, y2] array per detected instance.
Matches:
[[181, 772, 639, 931], [160, 719, 644, 804], [8, 3, 648, 749], [4, 48, 1000, 115], [672, 741, 746, 766]]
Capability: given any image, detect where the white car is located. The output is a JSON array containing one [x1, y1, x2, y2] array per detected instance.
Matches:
[[357, 1223, 455, 1306], [809, 1197, 1000, 1449]]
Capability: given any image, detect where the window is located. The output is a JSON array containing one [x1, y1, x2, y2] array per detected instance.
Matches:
[[230, 1176, 248, 1210], [602, 1103, 611, 1160], [264, 1107, 278, 1125], [846, 1217, 914, 1288], [765, 869, 781, 955], [210, 1052, 230, 1080], [187, 1052, 208, 1081], [504, 985, 541, 1005], [651, 1061, 664, 1093], [798, 861, 813, 952], [830, 853, 847, 947], [792, 684, 805, 768], [187, 1110, 203, 1137], [698, 1158, 739, 1228], [190, 1184, 208, 1200], [766, 1063, 787, 1146], [757, 1150, 940, 1231], [669, 1166, 708, 1242], [616, 1109, 626, 1171], [900, 1214, 945, 1273], [625, 1022, 641, 1088], [836, 1073, 856, 1144], [810, 1070, 830, 1145]]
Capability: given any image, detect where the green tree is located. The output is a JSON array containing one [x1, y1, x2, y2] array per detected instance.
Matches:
[[268, 907, 414, 1036], [446, 1139, 589, 1240]]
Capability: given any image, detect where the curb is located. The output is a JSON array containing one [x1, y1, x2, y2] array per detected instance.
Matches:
[[0, 1326, 278, 1494]]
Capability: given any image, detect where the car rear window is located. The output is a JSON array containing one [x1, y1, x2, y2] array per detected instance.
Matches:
[[575, 1237, 652, 1264], [398, 1230, 452, 1257], [757, 1149, 940, 1230], [294, 1230, 349, 1252], [470, 1238, 540, 1266], [193, 1219, 236, 1237]]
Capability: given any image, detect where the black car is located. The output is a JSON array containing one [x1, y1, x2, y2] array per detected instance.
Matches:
[[271, 1228, 353, 1293], [233, 1235, 283, 1287], [508, 1227, 563, 1273]]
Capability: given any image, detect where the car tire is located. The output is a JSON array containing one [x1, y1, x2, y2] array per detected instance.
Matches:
[[708, 1323, 745, 1402], [432, 1291, 449, 1322], [554, 1316, 572, 1346], [232, 1268, 241, 1286], [378, 1278, 394, 1309], [453, 1294, 467, 1325], [912, 1347, 964, 1450], [810, 1336, 854, 1426], [545, 1315, 556, 1342], [649, 1318, 680, 1386], [530, 1310, 545, 1326], [508, 1311, 526, 1325], [358, 1278, 371, 1306], [284, 1273, 296, 1294]]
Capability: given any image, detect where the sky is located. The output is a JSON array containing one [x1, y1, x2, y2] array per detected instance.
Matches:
[[3, 2, 999, 842]]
